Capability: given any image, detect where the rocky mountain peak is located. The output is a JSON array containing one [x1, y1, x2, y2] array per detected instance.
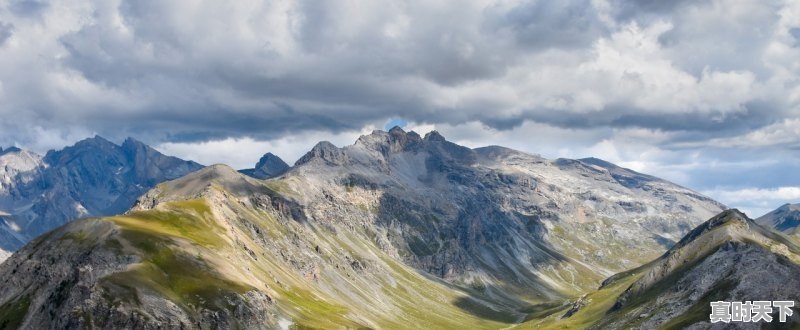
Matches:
[[0, 146, 43, 199], [0, 147, 41, 168], [254, 153, 285, 170], [773, 203, 800, 214], [44, 135, 117, 164], [669, 209, 751, 250], [295, 141, 347, 166], [256, 152, 285, 168], [757, 203, 800, 234], [705, 208, 749, 227], [121, 136, 148, 151], [388, 125, 405, 135], [354, 127, 424, 156], [77, 135, 116, 148], [134, 163, 268, 211], [240, 152, 289, 179], [120, 137, 158, 163], [423, 130, 446, 142], [0, 136, 202, 247], [600, 206, 800, 328]]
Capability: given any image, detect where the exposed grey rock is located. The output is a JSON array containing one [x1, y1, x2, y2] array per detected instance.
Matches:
[[0, 130, 739, 328], [0, 136, 202, 261], [284, 129, 725, 300], [562, 294, 590, 318], [756, 203, 800, 235], [0, 218, 277, 329], [239, 152, 289, 179], [294, 141, 348, 166], [597, 209, 800, 329], [0, 147, 44, 260]]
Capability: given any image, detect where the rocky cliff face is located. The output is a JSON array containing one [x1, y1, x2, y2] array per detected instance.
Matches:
[[0, 148, 44, 257], [0, 137, 202, 262]]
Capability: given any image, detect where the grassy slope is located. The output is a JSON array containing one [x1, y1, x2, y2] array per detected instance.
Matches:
[[98, 200, 254, 318], [511, 215, 800, 329], [15, 174, 792, 329], [0, 296, 31, 330], [75, 183, 685, 329], [511, 270, 643, 329], [76, 186, 518, 329]]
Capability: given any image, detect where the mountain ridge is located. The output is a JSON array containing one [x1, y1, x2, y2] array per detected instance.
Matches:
[[258, 128, 725, 300], [0, 129, 743, 329], [519, 208, 800, 329], [757, 203, 800, 236], [0, 136, 203, 261]]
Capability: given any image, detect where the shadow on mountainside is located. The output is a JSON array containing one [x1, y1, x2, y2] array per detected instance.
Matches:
[[344, 159, 594, 323]]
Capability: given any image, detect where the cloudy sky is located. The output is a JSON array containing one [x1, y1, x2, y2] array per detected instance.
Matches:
[[1, 0, 799, 216]]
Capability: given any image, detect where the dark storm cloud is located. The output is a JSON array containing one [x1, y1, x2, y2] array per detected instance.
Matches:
[[8, 0, 49, 17], [610, 0, 697, 19], [3, 0, 797, 216], [0, 0, 798, 156], [483, 0, 609, 50], [0, 22, 12, 45], [790, 27, 800, 47]]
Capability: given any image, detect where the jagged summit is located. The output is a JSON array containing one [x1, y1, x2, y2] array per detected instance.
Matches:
[[354, 128, 424, 157], [121, 136, 149, 150], [281, 127, 725, 300], [254, 152, 285, 170], [293, 129, 484, 172], [0, 136, 202, 253], [295, 140, 348, 166], [44, 135, 117, 164], [58, 135, 152, 154], [75, 134, 117, 148], [388, 125, 405, 134], [424, 130, 446, 142], [239, 152, 289, 179]]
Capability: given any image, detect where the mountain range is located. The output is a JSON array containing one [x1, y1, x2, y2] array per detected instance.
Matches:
[[0, 137, 203, 260], [0, 128, 797, 329]]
